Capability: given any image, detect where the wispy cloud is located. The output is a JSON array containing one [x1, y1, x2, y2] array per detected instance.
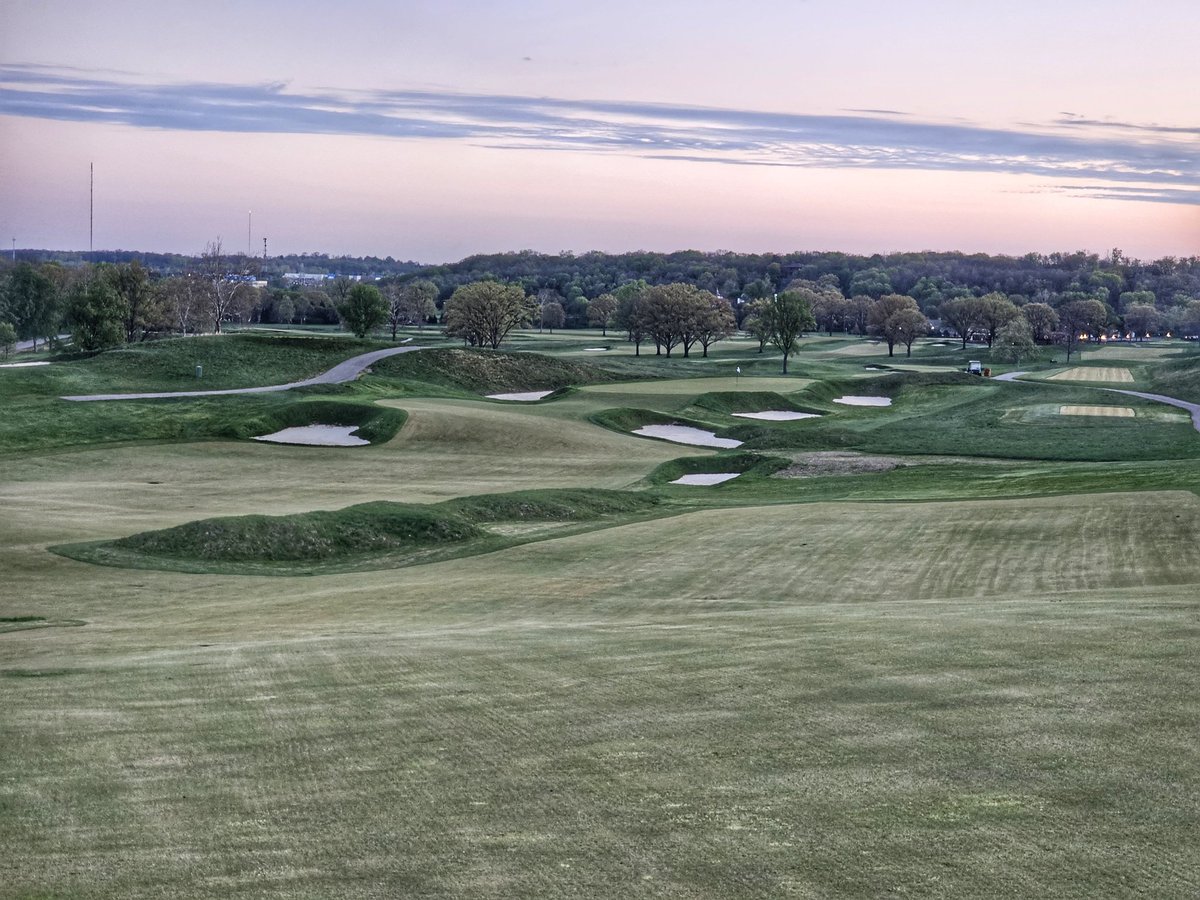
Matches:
[[2, 65, 1197, 203]]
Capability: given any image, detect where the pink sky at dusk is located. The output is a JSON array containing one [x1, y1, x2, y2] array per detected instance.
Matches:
[[1, 0, 1197, 262]]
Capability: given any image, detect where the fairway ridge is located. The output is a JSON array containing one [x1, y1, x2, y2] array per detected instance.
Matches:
[[62, 344, 425, 401]]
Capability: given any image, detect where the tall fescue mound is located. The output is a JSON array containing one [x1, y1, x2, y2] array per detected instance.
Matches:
[[372, 348, 620, 393], [76, 333, 385, 392], [114, 502, 480, 562], [1148, 355, 1200, 404], [89, 488, 663, 570], [441, 488, 662, 522]]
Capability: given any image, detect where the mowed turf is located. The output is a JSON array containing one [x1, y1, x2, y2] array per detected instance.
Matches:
[[4, 488, 1200, 898], [1048, 366, 1135, 383], [5, 334, 1200, 898], [1059, 405, 1136, 417]]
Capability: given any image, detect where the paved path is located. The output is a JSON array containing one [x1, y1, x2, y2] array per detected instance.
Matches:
[[15, 334, 69, 353], [63, 345, 423, 402], [1108, 389, 1200, 431], [989, 371, 1200, 433]]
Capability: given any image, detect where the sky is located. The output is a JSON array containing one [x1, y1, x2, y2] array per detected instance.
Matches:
[[1, 0, 1198, 263]]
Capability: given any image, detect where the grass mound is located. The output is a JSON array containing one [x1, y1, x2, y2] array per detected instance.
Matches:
[[113, 502, 480, 562], [371, 348, 621, 393], [442, 488, 662, 522], [68, 333, 387, 393], [56, 488, 670, 575]]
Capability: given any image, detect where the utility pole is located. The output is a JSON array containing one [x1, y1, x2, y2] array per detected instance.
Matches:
[[263, 237, 267, 260], [11, 238, 15, 262], [248, 210, 252, 257], [89, 162, 94, 254]]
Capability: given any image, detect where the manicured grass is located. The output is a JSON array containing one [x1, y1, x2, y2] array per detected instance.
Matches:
[[4, 331, 1200, 898]]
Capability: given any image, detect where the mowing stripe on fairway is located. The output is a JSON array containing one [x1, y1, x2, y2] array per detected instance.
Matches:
[[1059, 405, 1135, 417], [1048, 366, 1134, 383]]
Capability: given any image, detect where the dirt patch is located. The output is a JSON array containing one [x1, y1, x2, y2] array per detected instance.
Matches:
[[774, 451, 913, 478]]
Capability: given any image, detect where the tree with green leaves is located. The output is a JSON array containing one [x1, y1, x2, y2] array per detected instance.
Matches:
[[1020, 302, 1059, 344], [694, 294, 736, 357], [0, 321, 16, 358], [939, 296, 980, 350], [762, 289, 816, 374], [68, 279, 127, 351], [1057, 298, 1108, 361], [383, 279, 438, 340], [994, 317, 1037, 365], [868, 294, 921, 357], [888, 307, 931, 358], [587, 293, 618, 335], [444, 281, 533, 349], [974, 292, 1019, 348], [337, 283, 388, 338], [743, 298, 772, 352]]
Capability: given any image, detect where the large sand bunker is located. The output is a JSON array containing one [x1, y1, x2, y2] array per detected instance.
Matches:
[[633, 425, 743, 448], [1049, 367, 1134, 383], [253, 425, 369, 446], [0, 361, 50, 368], [487, 390, 554, 401], [732, 411, 820, 421], [833, 396, 892, 407], [670, 473, 741, 485], [1059, 405, 1135, 418]]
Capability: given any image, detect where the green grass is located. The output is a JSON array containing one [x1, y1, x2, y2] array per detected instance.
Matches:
[[56, 488, 670, 575], [370, 346, 623, 394], [5, 331, 1200, 898]]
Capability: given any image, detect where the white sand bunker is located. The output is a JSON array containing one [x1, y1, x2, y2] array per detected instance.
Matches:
[[1048, 367, 1134, 383], [487, 390, 554, 401], [732, 411, 821, 421], [633, 425, 743, 448], [1059, 405, 1135, 418], [583, 347, 609, 352], [253, 425, 369, 446], [833, 396, 892, 407], [0, 361, 50, 368], [671, 473, 741, 485]]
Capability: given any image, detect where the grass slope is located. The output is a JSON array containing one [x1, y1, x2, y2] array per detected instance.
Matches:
[[55, 488, 668, 575]]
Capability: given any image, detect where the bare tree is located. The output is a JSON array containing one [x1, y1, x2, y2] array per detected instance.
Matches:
[[199, 239, 253, 333]]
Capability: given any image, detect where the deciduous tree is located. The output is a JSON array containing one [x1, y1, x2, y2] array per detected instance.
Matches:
[[444, 281, 533, 349], [868, 294, 920, 357], [762, 289, 816, 374], [337, 283, 388, 338], [587, 293, 618, 335], [994, 317, 1037, 365], [68, 279, 126, 351]]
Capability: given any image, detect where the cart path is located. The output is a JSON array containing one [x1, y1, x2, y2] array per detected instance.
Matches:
[[63, 344, 423, 402], [1108, 389, 1200, 431]]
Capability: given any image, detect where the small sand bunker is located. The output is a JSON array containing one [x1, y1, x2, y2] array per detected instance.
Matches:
[[732, 411, 821, 421], [0, 361, 50, 368], [670, 473, 741, 485], [833, 396, 892, 407], [583, 347, 609, 352], [487, 390, 554, 401], [1059, 405, 1135, 418], [633, 425, 743, 448], [253, 425, 369, 446], [1048, 367, 1134, 383]]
